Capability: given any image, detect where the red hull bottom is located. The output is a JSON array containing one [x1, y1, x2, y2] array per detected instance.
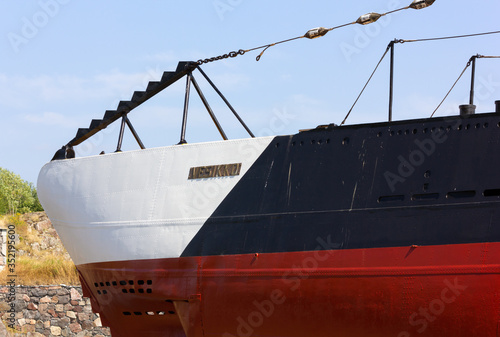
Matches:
[[77, 243, 500, 337]]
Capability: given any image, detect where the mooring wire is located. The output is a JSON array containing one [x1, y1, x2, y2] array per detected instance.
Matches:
[[430, 54, 500, 117], [340, 30, 500, 124], [340, 45, 392, 126], [397, 30, 500, 44], [195, 3, 500, 122], [197, 3, 428, 64], [430, 61, 471, 118]]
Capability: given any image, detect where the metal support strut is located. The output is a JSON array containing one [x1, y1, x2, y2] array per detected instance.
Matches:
[[116, 114, 145, 152], [191, 75, 228, 140], [116, 115, 127, 152], [179, 71, 192, 144], [197, 67, 255, 138], [125, 116, 145, 150], [52, 61, 255, 160]]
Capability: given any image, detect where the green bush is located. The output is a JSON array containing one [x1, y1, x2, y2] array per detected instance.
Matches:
[[0, 168, 43, 214]]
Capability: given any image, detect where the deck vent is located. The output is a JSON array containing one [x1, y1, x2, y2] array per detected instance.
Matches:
[[459, 104, 476, 116]]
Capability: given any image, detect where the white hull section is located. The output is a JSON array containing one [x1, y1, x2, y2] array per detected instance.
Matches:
[[37, 137, 274, 265]]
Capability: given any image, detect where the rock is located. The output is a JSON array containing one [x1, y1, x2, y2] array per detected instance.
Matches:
[[50, 325, 62, 336], [69, 322, 82, 333], [18, 287, 28, 294], [81, 320, 93, 330], [31, 242, 40, 252], [38, 303, 48, 312], [56, 288, 69, 296], [70, 288, 82, 301], [23, 310, 41, 321], [77, 313, 89, 321], [39, 296, 51, 304], [22, 324, 36, 333], [39, 313, 52, 321], [27, 332, 45, 337], [14, 300, 27, 312], [58, 295, 70, 305], [75, 331, 90, 337], [57, 317, 71, 328], [0, 285, 109, 336], [35, 220, 52, 231], [48, 237, 59, 248], [30, 288, 47, 298]]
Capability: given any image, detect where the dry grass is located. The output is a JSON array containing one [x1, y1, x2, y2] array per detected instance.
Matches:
[[2, 254, 80, 285], [0, 214, 80, 286]]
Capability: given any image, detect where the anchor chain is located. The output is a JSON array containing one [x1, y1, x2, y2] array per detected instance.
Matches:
[[197, 49, 246, 65]]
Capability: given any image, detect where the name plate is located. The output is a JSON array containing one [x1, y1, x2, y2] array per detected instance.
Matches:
[[188, 163, 242, 180]]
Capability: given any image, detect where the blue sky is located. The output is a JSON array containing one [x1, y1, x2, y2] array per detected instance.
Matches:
[[1, 0, 499, 184]]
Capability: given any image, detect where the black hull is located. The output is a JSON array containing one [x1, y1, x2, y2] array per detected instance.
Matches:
[[183, 112, 500, 256]]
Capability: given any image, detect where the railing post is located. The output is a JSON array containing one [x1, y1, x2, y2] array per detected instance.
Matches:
[[388, 40, 395, 122], [469, 55, 477, 105]]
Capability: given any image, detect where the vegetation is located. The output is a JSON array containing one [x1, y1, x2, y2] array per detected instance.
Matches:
[[8, 254, 80, 285], [0, 168, 43, 215], [0, 167, 76, 285], [0, 213, 80, 285]]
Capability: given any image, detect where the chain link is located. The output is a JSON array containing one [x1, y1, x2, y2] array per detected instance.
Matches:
[[197, 49, 246, 65]]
